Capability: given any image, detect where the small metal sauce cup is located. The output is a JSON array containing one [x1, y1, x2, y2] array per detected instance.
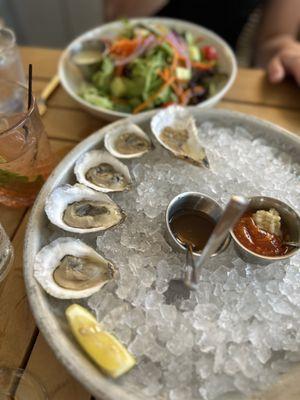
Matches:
[[165, 192, 230, 258], [230, 196, 300, 265], [70, 39, 106, 80]]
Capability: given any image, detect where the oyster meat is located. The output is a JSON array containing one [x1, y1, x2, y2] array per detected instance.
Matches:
[[63, 200, 123, 229], [53, 255, 113, 290], [75, 150, 132, 192], [86, 164, 126, 189], [45, 184, 126, 233], [151, 105, 209, 168], [114, 132, 150, 155], [104, 121, 152, 159], [34, 237, 115, 299]]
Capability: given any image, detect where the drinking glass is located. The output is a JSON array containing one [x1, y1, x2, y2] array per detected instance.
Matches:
[[0, 367, 47, 400], [0, 80, 53, 207], [0, 223, 13, 282], [0, 28, 25, 84]]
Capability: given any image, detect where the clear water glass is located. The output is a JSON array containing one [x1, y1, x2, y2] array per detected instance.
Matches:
[[0, 367, 47, 400], [0, 28, 25, 84], [0, 28, 25, 115], [0, 223, 14, 282]]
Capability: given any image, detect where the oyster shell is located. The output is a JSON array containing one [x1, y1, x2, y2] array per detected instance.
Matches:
[[45, 183, 126, 233], [74, 150, 132, 193], [34, 237, 115, 299], [151, 105, 209, 168], [104, 122, 152, 159]]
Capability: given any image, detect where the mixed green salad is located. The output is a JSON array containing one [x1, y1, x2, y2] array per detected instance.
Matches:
[[79, 21, 227, 114]]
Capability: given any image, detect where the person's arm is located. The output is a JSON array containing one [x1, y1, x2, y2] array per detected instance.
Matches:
[[104, 0, 168, 22], [255, 0, 300, 85]]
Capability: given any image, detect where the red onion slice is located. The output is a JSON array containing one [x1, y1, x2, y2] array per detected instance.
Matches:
[[165, 32, 191, 70], [112, 35, 156, 66]]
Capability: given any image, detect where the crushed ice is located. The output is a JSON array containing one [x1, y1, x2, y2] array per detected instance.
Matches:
[[86, 122, 300, 400]]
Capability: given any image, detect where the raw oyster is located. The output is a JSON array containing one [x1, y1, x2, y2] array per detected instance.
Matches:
[[104, 122, 152, 159], [34, 237, 115, 299], [74, 150, 132, 192], [151, 105, 209, 168], [45, 183, 126, 233]]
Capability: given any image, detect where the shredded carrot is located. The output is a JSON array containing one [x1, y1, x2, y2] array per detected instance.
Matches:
[[164, 69, 171, 80], [177, 54, 186, 62], [170, 49, 179, 71], [177, 54, 191, 69], [158, 68, 184, 101], [180, 89, 192, 105], [110, 38, 140, 57], [163, 39, 180, 71], [191, 61, 216, 70], [170, 82, 183, 98], [173, 50, 191, 69], [158, 68, 171, 81], [133, 76, 175, 114], [166, 40, 191, 71]]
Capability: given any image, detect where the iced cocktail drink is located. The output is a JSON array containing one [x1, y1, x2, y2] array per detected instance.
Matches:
[[0, 80, 53, 207]]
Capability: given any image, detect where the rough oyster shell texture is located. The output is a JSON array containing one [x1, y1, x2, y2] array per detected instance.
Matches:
[[45, 183, 126, 233], [104, 122, 152, 159], [151, 105, 209, 168], [74, 150, 132, 193], [34, 237, 115, 299]]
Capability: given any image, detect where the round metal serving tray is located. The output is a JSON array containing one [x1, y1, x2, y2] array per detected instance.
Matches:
[[24, 108, 300, 400]]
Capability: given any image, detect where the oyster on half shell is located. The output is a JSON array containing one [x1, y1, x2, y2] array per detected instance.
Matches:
[[74, 150, 132, 193], [45, 184, 126, 233], [104, 122, 152, 159], [34, 237, 115, 299], [151, 105, 209, 168]]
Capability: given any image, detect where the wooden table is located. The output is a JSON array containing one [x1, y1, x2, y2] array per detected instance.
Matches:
[[0, 47, 300, 400]]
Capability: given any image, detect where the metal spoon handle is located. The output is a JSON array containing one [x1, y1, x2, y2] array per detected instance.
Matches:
[[184, 244, 197, 288], [283, 241, 300, 248], [193, 195, 250, 282]]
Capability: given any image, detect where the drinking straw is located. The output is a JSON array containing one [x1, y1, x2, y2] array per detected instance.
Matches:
[[28, 64, 32, 110]]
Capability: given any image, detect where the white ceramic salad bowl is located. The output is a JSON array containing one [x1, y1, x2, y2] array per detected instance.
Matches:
[[59, 17, 237, 120]]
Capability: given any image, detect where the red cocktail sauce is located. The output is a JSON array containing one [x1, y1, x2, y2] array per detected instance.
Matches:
[[233, 213, 290, 257]]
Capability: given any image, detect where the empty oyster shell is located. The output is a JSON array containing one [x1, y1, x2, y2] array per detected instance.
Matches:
[[104, 122, 152, 159], [45, 184, 126, 233], [74, 150, 132, 193], [151, 105, 209, 168], [34, 237, 115, 299]]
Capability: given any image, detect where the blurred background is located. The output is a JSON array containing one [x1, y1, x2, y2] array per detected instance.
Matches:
[[1, 0, 299, 79], [0, 0, 104, 48]]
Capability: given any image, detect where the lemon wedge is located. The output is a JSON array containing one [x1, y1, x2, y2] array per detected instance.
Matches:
[[65, 304, 136, 378]]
